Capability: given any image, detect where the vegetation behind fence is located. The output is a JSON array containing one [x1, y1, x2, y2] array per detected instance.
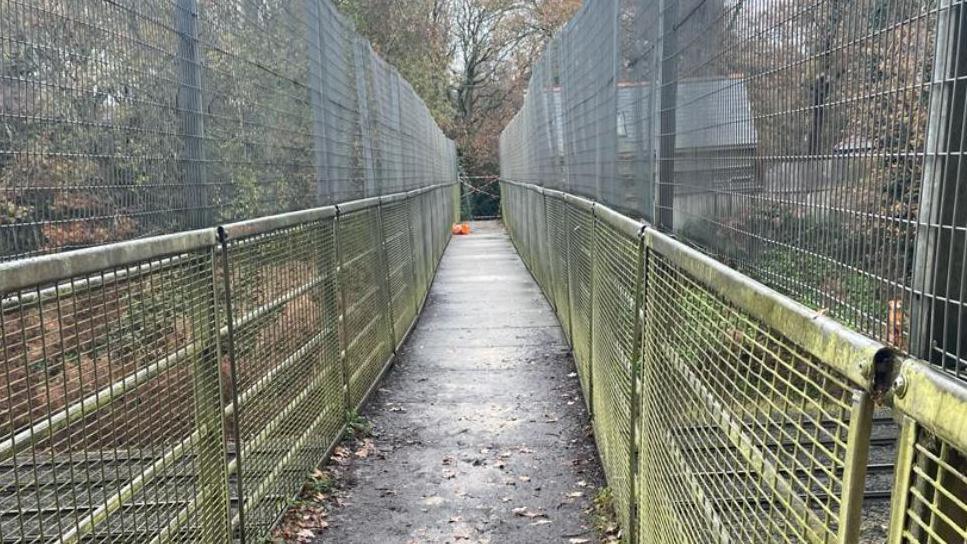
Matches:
[[0, 0, 456, 261]]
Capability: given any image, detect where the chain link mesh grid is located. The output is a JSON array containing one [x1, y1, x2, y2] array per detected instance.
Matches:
[[0, 0, 457, 262], [0, 235, 231, 542], [381, 201, 417, 345], [544, 193, 572, 342], [640, 249, 870, 543], [590, 217, 641, 538], [888, 361, 967, 543], [222, 216, 343, 540], [337, 208, 394, 409], [0, 182, 455, 543], [567, 202, 595, 408], [500, 180, 924, 544], [499, 0, 967, 381]]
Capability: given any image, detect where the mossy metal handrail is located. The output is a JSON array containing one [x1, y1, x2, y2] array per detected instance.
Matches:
[[0, 183, 459, 543], [502, 179, 967, 544]]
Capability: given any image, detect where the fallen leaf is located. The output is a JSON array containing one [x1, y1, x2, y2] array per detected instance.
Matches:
[[512, 507, 547, 519]]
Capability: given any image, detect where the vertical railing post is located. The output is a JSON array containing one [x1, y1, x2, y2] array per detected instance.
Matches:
[[628, 230, 645, 544], [192, 245, 231, 543], [176, 0, 211, 229], [886, 418, 918, 544], [837, 392, 873, 543], [656, 0, 678, 231], [333, 208, 352, 414], [910, 0, 967, 367], [216, 228, 246, 544]]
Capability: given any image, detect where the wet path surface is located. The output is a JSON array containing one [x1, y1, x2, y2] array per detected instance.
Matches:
[[317, 221, 605, 543]]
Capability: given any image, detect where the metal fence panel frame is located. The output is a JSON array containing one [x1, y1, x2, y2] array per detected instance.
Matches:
[[0, 184, 455, 543], [497, 179, 967, 544]]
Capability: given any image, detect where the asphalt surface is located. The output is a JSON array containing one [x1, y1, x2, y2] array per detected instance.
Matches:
[[316, 220, 605, 543]]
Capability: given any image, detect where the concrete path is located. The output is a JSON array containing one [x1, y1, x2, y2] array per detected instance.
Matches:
[[317, 220, 605, 543]]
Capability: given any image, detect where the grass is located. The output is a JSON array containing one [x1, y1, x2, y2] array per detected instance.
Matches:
[[344, 410, 373, 440], [592, 487, 621, 541]]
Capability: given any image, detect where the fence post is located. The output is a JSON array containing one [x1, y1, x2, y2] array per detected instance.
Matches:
[[628, 231, 645, 544], [192, 246, 232, 543], [306, 0, 333, 206], [176, 0, 211, 229], [910, 0, 967, 367], [656, 0, 678, 231], [886, 418, 918, 544], [217, 229, 247, 544], [334, 210, 353, 413]]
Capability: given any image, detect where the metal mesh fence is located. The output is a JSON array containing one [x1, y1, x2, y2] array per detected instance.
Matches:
[[337, 205, 394, 409], [220, 210, 344, 540], [0, 0, 457, 262], [0, 231, 230, 542], [499, 0, 967, 381], [544, 191, 572, 342], [567, 199, 595, 407], [641, 245, 868, 544], [590, 211, 642, 538], [381, 198, 418, 346], [0, 183, 457, 542], [501, 179, 967, 543], [889, 360, 967, 544]]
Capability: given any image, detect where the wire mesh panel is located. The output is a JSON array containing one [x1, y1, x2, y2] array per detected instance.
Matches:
[[499, 0, 967, 381], [544, 192, 572, 340], [590, 208, 643, 540], [502, 180, 912, 544], [527, 189, 550, 290], [337, 206, 394, 409], [888, 360, 967, 543], [0, 0, 456, 263], [0, 232, 231, 542], [408, 192, 429, 307], [198, 1, 317, 225], [651, 0, 939, 371], [567, 198, 595, 409], [381, 199, 417, 346], [560, 2, 617, 203], [220, 210, 343, 540], [639, 234, 876, 544]]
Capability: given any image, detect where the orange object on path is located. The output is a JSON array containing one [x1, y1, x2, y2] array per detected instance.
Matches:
[[452, 223, 471, 235]]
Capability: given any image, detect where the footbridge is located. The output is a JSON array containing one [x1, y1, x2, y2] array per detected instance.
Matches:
[[0, 0, 966, 543]]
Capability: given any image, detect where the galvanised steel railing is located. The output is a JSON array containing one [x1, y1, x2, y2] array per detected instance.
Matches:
[[502, 179, 967, 544], [0, 183, 458, 543]]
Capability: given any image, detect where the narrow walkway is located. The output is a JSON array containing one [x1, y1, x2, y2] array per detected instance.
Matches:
[[318, 221, 605, 543]]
